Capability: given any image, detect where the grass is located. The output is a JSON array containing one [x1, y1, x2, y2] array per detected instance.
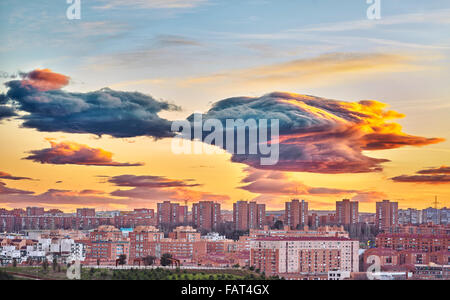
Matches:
[[0, 266, 68, 280], [0, 265, 281, 280]]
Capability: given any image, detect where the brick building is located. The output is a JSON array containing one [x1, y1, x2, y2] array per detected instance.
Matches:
[[192, 201, 221, 231], [250, 237, 359, 277], [336, 199, 359, 225], [285, 199, 308, 229], [376, 200, 399, 231], [233, 201, 266, 231]]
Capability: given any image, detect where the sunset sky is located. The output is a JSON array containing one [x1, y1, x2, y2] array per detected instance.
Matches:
[[0, 0, 449, 213]]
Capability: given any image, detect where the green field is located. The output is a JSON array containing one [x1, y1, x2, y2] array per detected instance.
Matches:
[[0, 266, 282, 281]]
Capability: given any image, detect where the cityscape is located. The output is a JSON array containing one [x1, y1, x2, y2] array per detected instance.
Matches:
[[0, 0, 449, 285], [0, 199, 448, 280]]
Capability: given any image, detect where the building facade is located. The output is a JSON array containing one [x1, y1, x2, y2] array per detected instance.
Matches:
[[376, 200, 399, 231], [336, 199, 359, 225], [285, 199, 308, 230], [250, 237, 359, 277]]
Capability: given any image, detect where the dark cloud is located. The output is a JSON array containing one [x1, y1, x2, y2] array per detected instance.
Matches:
[[0, 182, 34, 195], [0, 94, 9, 104], [190, 92, 443, 174], [391, 174, 450, 184], [3, 69, 179, 138], [0, 105, 17, 121], [417, 166, 450, 175], [0, 171, 34, 181], [24, 139, 143, 167], [0, 189, 126, 208], [108, 174, 229, 203], [108, 174, 200, 188], [391, 165, 450, 184], [0, 187, 229, 210], [110, 186, 229, 203], [79, 190, 106, 195]]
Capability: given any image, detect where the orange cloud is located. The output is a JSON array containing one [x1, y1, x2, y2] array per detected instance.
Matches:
[[21, 69, 70, 91], [0, 171, 34, 181], [24, 139, 143, 167], [198, 92, 444, 173]]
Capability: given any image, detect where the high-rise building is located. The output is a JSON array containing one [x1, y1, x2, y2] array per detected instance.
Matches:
[[285, 199, 308, 229], [76, 208, 96, 218], [256, 204, 266, 229], [26, 207, 45, 216], [233, 201, 249, 231], [157, 201, 188, 226], [376, 200, 399, 231], [192, 201, 221, 231], [336, 199, 359, 225], [399, 208, 420, 225], [233, 201, 266, 231]]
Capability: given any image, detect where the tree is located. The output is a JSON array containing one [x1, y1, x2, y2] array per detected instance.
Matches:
[[0, 270, 13, 280], [143, 256, 156, 266], [118, 254, 127, 266], [12, 258, 17, 268], [272, 220, 284, 230], [42, 259, 49, 271], [160, 253, 173, 267], [52, 257, 58, 272]]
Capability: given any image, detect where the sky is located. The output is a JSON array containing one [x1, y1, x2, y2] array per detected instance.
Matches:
[[0, 0, 449, 213]]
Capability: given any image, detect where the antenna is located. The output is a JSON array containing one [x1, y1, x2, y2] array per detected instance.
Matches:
[[432, 196, 440, 209], [184, 196, 191, 207]]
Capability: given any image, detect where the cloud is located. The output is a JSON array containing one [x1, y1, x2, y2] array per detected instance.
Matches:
[[293, 9, 450, 33], [0, 189, 126, 209], [108, 174, 229, 203], [19, 69, 70, 92], [96, 0, 207, 9], [239, 168, 385, 207], [3, 69, 179, 138], [0, 186, 229, 210], [417, 166, 450, 175], [351, 191, 387, 203], [391, 165, 450, 184], [391, 175, 450, 184], [181, 53, 419, 88], [0, 182, 34, 195], [24, 139, 143, 167], [108, 174, 200, 188], [239, 168, 358, 196], [190, 92, 443, 174], [79, 190, 106, 195], [110, 186, 228, 203], [0, 105, 17, 121], [0, 171, 34, 181]]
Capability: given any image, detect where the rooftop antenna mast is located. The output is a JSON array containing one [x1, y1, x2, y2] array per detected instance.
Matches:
[[433, 196, 440, 209]]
